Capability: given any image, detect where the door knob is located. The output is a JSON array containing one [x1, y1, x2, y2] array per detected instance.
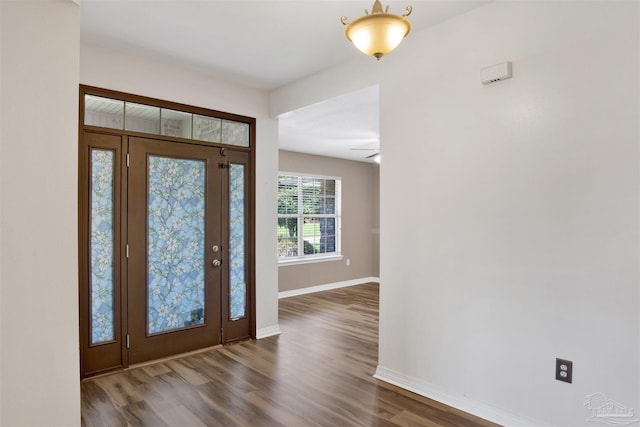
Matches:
[[212, 259, 222, 267]]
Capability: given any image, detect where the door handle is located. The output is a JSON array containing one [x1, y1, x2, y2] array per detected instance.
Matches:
[[212, 259, 222, 267]]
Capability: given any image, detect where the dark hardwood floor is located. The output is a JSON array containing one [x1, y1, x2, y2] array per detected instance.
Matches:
[[81, 283, 499, 427]]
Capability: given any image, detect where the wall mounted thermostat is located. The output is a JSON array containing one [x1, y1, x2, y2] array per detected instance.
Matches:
[[481, 61, 512, 85]]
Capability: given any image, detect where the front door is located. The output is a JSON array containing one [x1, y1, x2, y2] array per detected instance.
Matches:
[[127, 137, 222, 364], [80, 127, 253, 378]]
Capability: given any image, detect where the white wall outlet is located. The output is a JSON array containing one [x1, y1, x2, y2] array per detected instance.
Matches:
[[346, 258, 351, 266]]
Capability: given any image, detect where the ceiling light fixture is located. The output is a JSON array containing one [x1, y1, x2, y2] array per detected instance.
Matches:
[[341, 0, 412, 61]]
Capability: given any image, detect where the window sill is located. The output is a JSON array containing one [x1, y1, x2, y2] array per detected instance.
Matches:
[[278, 254, 343, 267]]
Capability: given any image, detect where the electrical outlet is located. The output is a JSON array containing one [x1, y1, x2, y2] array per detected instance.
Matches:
[[556, 358, 573, 383]]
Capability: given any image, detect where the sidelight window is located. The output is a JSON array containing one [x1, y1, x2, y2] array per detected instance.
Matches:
[[89, 149, 116, 344]]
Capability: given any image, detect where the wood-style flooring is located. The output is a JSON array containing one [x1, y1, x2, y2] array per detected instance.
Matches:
[[81, 283, 499, 427]]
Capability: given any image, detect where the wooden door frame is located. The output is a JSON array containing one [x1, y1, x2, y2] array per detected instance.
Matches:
[[78, 85, 256, 378], [220, 149, 253, 343], [78, 131, 129, 377]]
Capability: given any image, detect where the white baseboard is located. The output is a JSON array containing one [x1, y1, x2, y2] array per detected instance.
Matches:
[[374, 366, 542, 427], [278, 277, 380, 299], [256, 324, 282, 339]]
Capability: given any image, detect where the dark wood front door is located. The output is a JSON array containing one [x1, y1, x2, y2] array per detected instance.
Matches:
[[127, 137, 223, 364]]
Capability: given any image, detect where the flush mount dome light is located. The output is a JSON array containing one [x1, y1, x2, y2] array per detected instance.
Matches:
[[341, 0, 412, 60]]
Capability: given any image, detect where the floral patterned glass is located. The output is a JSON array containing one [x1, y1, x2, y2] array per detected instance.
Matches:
[[90, 149, 115, 344], [147, 156, 206, 334], [229, 164, 246, 319]]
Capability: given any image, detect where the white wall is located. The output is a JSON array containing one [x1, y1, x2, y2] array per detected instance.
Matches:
[[273, 1, 639, 425], [80, 42, 280, 338], [0, 3, 4, 423], [377, 1, 639, 425], [0, 1, 81, 426], [270, 55, 381, 117]]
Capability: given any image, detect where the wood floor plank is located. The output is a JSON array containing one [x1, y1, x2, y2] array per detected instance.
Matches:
[[389, 410, 446, 427], [142, 362, 173, 377], [81, 380, 128, 427], [165, 359, 210, 386], [158, 405, 208, 427], [81, 283, 500, 427]]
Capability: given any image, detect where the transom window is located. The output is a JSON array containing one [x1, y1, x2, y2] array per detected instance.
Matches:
[[277, 173, 342, 264], [84, 94, 250, 147]]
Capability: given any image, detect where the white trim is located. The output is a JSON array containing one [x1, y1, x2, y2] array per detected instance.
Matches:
[[256, 324, 282, 339], [374, 366, 544, 427], [278, 277, 380, 299], [278, 254, 343, 266]]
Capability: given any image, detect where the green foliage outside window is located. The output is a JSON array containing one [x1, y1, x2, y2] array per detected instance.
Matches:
[[277, 174, 339, 259]]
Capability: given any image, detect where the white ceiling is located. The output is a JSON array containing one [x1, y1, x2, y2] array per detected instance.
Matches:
[[279, 85, 381, 162], [81, 0, 489, 162]]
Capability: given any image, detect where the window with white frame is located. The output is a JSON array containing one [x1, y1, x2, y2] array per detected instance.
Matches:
[[277, 173, 341, 263]]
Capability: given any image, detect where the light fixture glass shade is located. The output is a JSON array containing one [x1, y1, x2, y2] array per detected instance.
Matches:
[[342, 1, 412, 60], [345, 14, 410, 60]]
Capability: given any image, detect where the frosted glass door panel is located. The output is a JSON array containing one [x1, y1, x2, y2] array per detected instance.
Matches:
[[161, 109, 192, 139], [221, 120, 250, 147], [147, 155, 206, 334], [85, 95, 124, 130], [229, 164, 246, 319], [90, 149, 115, 344], [125, 103, 160, 134], [193, 115, 222, 143]]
